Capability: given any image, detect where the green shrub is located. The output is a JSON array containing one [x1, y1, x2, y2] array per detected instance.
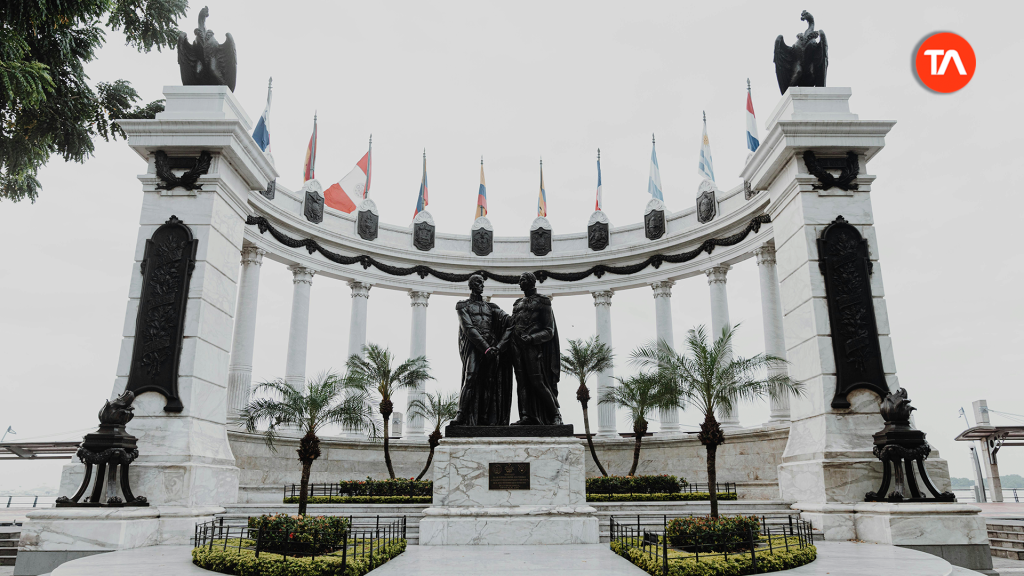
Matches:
[[588, 492, 738, 503], [666, 516, 760, 552], [192, 538, 406, 576], [335, 477, 432, 497], [284, 495, 432, 505], [587, 475, 683, 495], [611, 539, 816, 576], [247, 514, 349, 556]]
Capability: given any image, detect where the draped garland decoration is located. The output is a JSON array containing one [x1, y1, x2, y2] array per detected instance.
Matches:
[[244, 214, 770, 284]]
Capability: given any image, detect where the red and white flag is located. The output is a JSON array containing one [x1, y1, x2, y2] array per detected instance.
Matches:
[[324, 152, 370, 214]]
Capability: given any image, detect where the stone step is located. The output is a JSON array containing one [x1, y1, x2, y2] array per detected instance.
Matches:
[[0, 558, 14, 566], [991, 545, 1024, 560], [989, 530, 1024, 541], [990, 537, 1024, 550], [0, 548, 16, 557], [0, 532, 19, 539]]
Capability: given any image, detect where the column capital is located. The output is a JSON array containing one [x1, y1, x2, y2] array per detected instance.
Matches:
[[240, 246, 267, 266], [705, 265, 731, 285], [349, 281, 372, 299], [592, 290, 613, 307], [651, 280, 675, 298], [753, 244, 777, 266], [410, 291, 430, 307], [288, 265, 315, 285]]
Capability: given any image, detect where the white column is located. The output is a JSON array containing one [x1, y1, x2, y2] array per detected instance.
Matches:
[[347, 281, 372, 358], [754, 244, 791, 423], [652, 281, 680, 435], [593, 290, 617, 437], [227, 246, 266, 428], [706, 265, 740, 429], [405, 291, 430, 437], [284, 266, 315, 391]]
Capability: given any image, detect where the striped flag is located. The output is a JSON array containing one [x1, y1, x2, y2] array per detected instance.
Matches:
[[648, 134, 663, 201], [251, 77, 272, 153], [475, 157, 488, 218], [595, 149, 603, 211], [413, 150, 428, 218], [746, 79, 760, 154], [323, 140, 370, 214], [537, 159, 547, 217], [698, 112, 715, 183], [303, 113, 317, 182]]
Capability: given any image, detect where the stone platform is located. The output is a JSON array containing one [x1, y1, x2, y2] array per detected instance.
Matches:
[[444, 424, 574, 437], [419, 437, 599, 545]]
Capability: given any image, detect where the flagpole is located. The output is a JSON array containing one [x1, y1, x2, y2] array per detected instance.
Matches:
[[364, 134, 372, 199]]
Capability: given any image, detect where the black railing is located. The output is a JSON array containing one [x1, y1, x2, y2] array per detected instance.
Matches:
[[284, 483, 430, 501], [679, 482, 736, 495], [609, 514, 814, 576], [193, 515, 407, 569]]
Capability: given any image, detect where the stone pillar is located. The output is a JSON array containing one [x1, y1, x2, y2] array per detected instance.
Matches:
[[706, 265, 740, 429], [226, 246, 266, 428], [284, 266, 315, 391], [754, 244, 791, 423], [405, 291, 430, 437], [973, 400, 1003, 502], [651, 281, 680, 435], [343, 281, 372, 437], [592, 290, 617, 437]]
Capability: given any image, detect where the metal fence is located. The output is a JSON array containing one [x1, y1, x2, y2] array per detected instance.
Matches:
[[2, 495, 56, 508], [679, 482, 737, 495], [609, 514, 814, 575], [193, 515, 406, 569], [283, 483, 429, 501]]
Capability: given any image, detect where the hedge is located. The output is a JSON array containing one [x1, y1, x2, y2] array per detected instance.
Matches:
[[666, 516, 759, 552], [284, 496, 432, 505], [587, 475, 683, 495], [336, 478, 432, 497], [588, 493, 738, 503], [192, 539, 406, 576], [247, 515, 349, 556], [612, 539, 816, 576]]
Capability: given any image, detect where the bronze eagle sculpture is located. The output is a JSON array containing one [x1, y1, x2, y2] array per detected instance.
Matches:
[[176, 7, 237, 92], [773, 10, 828, 95]]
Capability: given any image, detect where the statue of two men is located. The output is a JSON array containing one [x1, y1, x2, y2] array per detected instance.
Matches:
[[452, 272, 563, 427]]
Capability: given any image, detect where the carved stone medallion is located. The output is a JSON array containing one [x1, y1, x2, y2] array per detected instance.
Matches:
[[530, 217, 552, 256], [261, 179, 276, 200], [696, 180, 717, 224], [302, 180, 324, 224], [125, 216, 198, 412], [357, 199, 379, 241], [587, 211, 610, 251], [817, 216, 888, 408], [644, 198, 666, 240], [154, 150, 211, 191]]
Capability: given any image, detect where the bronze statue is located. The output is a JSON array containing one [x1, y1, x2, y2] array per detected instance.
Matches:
[[773, 11, 828, 95], [177, 7, 237, 92], [452, 275, 513, 426], [508, 272, 563, 425]]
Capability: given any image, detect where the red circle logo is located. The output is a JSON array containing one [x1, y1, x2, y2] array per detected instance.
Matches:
[[915, 32, 976, 93]]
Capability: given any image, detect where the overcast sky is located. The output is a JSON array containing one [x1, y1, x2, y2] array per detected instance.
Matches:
[[2, 1, 1022, 491]]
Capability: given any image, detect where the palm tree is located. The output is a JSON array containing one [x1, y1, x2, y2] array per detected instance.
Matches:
[[346, 343, 433, 479], [598, 371, 676, 476], [242, 371, 377, 515], [561, 336, 614, 477], [632, 325, 803, 518], [407, 390, 459, 481]]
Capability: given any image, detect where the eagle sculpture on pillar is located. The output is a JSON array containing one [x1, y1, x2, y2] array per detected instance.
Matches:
[[773, 10, 828, 95], [177, 6, 237, 92]]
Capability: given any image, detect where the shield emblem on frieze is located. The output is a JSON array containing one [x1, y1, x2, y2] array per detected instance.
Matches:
[[472, 227, 493, 256], [261, 179, 276, 200], [413, 221, 435, 251], [645, 209, 665, 240], [588, 221, 609, 251], [696, 189, 717, 224], [358, 209, 379, 241], [531, 227, 551, 256], [304, 188, 324, 224]]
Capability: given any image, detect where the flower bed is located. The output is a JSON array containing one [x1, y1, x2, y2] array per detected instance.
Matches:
[[284, 495, 432, 505], [192, 538, 406, 576], [666, 515, 759, 552], [247, 514, 349, 556], [612, 538, 816, 576], [588, 492, 738, 503]]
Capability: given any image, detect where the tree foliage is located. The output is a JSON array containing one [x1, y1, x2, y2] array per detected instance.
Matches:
[[0, 0, 188, 202]]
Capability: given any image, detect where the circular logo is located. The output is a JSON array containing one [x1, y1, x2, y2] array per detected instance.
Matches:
[[915, 32, 976, 93]]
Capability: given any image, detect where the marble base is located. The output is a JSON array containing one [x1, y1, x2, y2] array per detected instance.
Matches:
[[422, 437, 598, 545]]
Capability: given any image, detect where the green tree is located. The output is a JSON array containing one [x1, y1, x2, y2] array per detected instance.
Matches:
[[346, 343, 433, 479], [407, 390, 459, 481], [561, 336, 614, 477], [242, 371, 377, 515], [1, 0, 187, 202], [632, 325, 804, 517], [599, 371, 676, 476]]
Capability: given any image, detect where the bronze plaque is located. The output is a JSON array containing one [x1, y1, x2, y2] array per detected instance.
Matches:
[[488, 462, 530, 490]]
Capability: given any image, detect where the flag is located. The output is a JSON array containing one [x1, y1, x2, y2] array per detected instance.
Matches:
[[303, 113, 317, 182], [413, 151, 428, 218], [595, 149, 603, 211], [746, 79, 760, 154], [323, 151, 369, 214], [648, 135, 663, 201], [252, 77, 272, 153], [475, 157, 488, 218], [698, 112, 715, 182], [1, 426, 14, 442], [537, 159, 547, 217]]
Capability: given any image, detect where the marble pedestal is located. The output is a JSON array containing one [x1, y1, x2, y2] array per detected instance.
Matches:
[[419, 438, 599, 545]]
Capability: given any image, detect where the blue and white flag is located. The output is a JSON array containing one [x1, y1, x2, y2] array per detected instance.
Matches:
[[252, 77, 272, 153], [698, 112, 715, 183], [746, 80, 759, 154], [648, 134, 663, 201]]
